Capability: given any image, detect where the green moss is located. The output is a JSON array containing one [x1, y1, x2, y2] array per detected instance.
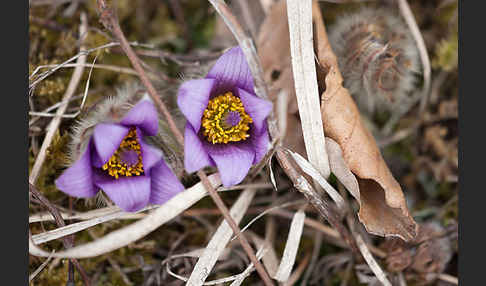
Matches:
[[432, 32, 458, 72]]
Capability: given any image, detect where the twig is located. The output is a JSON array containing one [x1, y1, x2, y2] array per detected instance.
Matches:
[[29, 250, 55, 282], [396, 0, 431, 112], [29, 93, 85, 126], [283, 251, 311, 286], [300, 219, 324, 285], [88, 230, 134, 286], [96, 1, 272, 284], [197, 171, 274, 286], [132, 48, 223, 66], [208, 0, 279, 140], [29, 12, 88, 184], [96, 0, 184, 144], [437, 273, 458, 285], [355, 234, 392, 286], [275, 149, 359, 255], [31, 63, 140, 77], [29, 184, 91, 285]]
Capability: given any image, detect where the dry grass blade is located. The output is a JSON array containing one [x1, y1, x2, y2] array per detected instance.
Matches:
[[229, 248, 267, 286], [397, 0, 431, 112], [231, 201, 304, 242], [286, 0, 330, 179], [273, 210, 305, 282], [29, 250, 55, 282], [29, 206, 152, 223], [166, 247, 266, 285], [276, 148, 359, 254], [355, 234, 392, 286], [288, 150, 345, 210], [31, 206, 154, 245], [29, 12, 88, 184], [187, 188, 257, 285], [208, 0, 278, 140], [283, 251, 311, 286], [312, 1, 418, 241], [29, 174, 221, 258]]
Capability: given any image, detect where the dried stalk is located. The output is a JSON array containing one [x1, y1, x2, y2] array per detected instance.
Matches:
[[96, 0, 183, 144], [96, 1, 271, 284], [355, 234, 392, 286], [208, 0, 279, 140], [29, 12, 88, 184], [396, 0, 431, 112], [275, 148, 359, 254], [286, 0, 330, 178], [29, 183, 91, 285], [197, 171, 274, 286]]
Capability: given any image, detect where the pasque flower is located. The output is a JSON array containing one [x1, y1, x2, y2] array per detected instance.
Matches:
[[177, 46, 272, 186], [56, 87, 184, 212]]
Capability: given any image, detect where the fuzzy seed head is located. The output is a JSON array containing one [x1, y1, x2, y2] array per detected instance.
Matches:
[[328, 8, 420, 114]]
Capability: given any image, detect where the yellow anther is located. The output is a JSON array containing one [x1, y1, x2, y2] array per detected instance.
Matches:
[[101, 127, 145, 179], [201, 92, 253, 144]]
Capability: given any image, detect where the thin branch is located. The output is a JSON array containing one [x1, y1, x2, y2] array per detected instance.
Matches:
[[275, 148, 359, 255], [355, 234, 392, 286], [29, 12, 88, 184], [397, 0, 431, 112], [29, 250, 55, 282], [96, 1, 273, 284], [29, 183, 91, 285], [31, 63, 140, 77], [132, 48, 223, 67], [208, 0, 279, 140], [197, 171, 275, 286], [96, 0, 184, 144]]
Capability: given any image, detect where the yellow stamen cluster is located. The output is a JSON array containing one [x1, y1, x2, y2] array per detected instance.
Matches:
[[102, 127, 144, 179], [201, 92, 253, 144]]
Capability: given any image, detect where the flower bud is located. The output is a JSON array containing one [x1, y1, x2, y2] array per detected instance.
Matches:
[[329, 8, 420, 114]]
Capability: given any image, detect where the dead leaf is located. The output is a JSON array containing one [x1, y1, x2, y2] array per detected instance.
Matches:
[[257, 0, 299, 115], [381, 222, 453, 280], [257, 1, 417, 241], [325, 137, 360, 202], [312, 1, 418, 241]]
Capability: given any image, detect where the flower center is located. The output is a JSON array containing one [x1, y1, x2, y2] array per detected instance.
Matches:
[[201, 92, 253, 144], [102, 127, 144, 179]]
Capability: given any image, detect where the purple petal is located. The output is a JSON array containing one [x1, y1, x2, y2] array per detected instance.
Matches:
[[237, 88, 272, 133], [140, 139, 163, 173], [92, 123, 129, 167], [120, 100, 159, 136], [204, 142, 255, 187], [206, 46, 254, 95], [55, 143, 98, 198], [95, 176, 151, 212], [177, 78, 215, 132], [184, 124, 213, 173], [149, 159, 185, 205], [250, 123, 270, 164]]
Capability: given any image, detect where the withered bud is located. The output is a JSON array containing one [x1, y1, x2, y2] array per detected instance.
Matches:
[[328, 8, 420, 114]]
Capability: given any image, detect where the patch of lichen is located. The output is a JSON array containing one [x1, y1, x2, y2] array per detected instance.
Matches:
[[432, 32, 458, 72]]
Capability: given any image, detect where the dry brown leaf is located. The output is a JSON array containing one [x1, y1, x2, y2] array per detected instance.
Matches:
[[312, 2, 418, 241], [257, 0, 299, 115], [257, 1, 417, 240], [325, 137, 360, 202], [381, 222, 453, 279]]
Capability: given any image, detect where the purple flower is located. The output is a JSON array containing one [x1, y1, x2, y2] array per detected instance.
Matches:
[[55, 99, 184, 212], [177, 46, 272, 187]]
